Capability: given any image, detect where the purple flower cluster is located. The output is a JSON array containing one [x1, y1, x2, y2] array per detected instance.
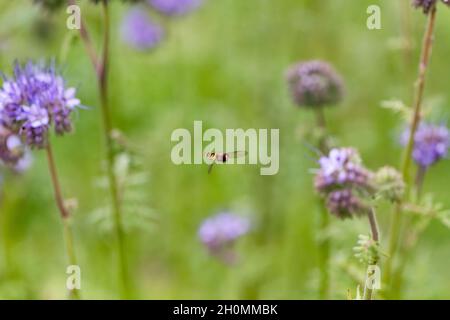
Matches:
[[314, 148, 372, 194], [402, 123, 450, 168], [148, 0, 202, 16], [412, 0, 450, 14], [314, 148, 372, 219], [121, 1, 202, 51], [0, 61, 80, 149], [198, 212, 250, 257], [121, 8, 164, 51], [286, 60, 344, 108]]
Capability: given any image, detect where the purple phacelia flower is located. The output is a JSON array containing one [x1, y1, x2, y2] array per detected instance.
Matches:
[[286, 60, 344, 108], [402, 123, 450, 168], [314, 147, 372, 194], [148, 0, 202, 16], [198, 212, 250, 263], [0, 61, 81, 148], [121, 8, 164, 51], [412, 0, 450, 14], [326, 189, 368, 219]]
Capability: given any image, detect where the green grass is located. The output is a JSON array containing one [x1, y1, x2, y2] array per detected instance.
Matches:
[[0, 0, 449, 299]]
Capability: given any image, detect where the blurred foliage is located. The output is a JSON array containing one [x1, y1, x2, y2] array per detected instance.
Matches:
[[0, 0, 449, 299]]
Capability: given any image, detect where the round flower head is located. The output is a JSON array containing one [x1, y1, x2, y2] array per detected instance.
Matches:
[[326, 189, 368, 219], [413, 0, 450, 14], [198, 212, 250, 262], [286, 60, 344, 108], [0, 61, 81, 148], [373, 166, 405, 203], [402, 123, 450, 168], [121, 8, 164, 51], [148, 0, 202, 16], [314, 147, 372, 194]]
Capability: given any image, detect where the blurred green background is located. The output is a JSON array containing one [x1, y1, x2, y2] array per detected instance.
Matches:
[[0, 0, 449, 299]]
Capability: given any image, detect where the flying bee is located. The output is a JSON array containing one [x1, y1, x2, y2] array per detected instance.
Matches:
[[205, 151, 247, 174]]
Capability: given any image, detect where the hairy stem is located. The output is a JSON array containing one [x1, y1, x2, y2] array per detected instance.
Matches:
[[391, 165, 428, 298], [364, 208, 380, 300], [98, 0, 129, 299], [401, 6, 436, 184], [46, 143, 80, 300], [385, 5, 437, 293], [70, 0, 129, 298]]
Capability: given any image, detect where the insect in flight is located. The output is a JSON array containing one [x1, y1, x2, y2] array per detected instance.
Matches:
[[205, 151, 247, 174]]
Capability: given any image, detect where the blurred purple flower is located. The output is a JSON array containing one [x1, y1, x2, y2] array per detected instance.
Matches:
[[402, 123, 450, 168], [326, 189, 368, 219], [198, 212, 250, 261], [412, 0, 450, 14], [286, 60, 344, 108], [148, 0, 202, 16], [314, 147, 372, 194], [0, 61, 80, 148], [121, 8, 164, 51]]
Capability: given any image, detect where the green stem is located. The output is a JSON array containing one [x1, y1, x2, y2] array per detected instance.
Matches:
[[98, 0, 129, 299], [315, 107, 330, 299], [401, 6, 436, 184], [385, 5, 437, 294], [391, 165, 427, 298], [72, 0, 129, 298], [318, 203, 330, 300], [364, 208, 380, 300], [45, 143, 80, 300]]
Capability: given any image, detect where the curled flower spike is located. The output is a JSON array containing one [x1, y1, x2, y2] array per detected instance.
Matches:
[[314, 148, 372, 194], [373, 166, 405, 203], [0, 61, 81, 148], [198, 212, 250, 262], [401, 123, 450, 168], [286, 60, 344, 108], [121, 7, 164, 51], [326, 189, 369, 219], [148, 0, 202, 16]]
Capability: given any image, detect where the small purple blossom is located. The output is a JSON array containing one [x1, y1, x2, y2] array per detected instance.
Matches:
[[402, 123, 450, 168], [0, 61, 81, 148], [148, 0, 202, 16], [412, 0, 450, 14], [286, 60, 344, 108], [198, 212, 250, 262], [121, 8, 164, 51], [314, 147, 372, 194]]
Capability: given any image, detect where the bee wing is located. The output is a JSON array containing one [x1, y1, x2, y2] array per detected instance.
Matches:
[[227, 151, 247, 158]]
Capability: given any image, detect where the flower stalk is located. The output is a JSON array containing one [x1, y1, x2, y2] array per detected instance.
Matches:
[[69, 0, 130, 298], [315, 108, 331, 300], [45, 142, 80, 300], [364, 207, 380, 300], [384, 4, 437, 289]]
